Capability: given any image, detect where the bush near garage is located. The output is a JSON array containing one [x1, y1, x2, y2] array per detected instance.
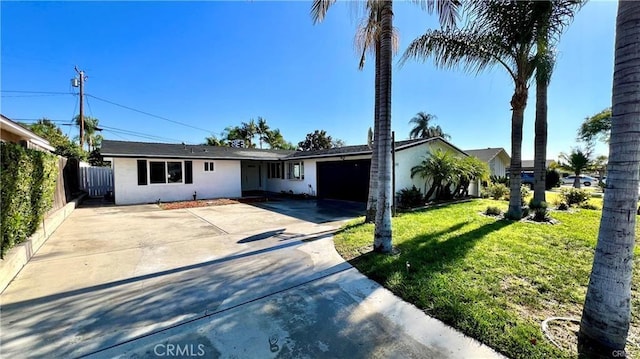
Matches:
[[1, 142, 58, 258]]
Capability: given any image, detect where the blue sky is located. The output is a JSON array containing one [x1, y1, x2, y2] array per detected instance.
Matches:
[[1, 1, 616, 160]]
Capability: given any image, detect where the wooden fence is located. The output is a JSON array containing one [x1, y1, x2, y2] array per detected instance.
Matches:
[[79, 166, 113, 197]]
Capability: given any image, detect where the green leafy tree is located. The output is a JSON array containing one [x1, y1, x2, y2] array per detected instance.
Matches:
[[578, 107, 612, 143], [408, 112, 450, 140], [558, 147, 592, 188], [403, 0, 542, 219], [297, 130, 335, 151], [579, 2, 640, 355], [28, 119, 86, 160]]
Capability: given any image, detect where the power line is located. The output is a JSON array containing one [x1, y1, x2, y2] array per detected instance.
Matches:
[[85, 94, 215, 134], [99, 124, 184, 143], [1, 94, 70, 98], [1, 90, 74, 95]]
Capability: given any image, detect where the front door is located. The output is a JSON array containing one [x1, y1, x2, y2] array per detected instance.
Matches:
[[241, 162, 261, 192]]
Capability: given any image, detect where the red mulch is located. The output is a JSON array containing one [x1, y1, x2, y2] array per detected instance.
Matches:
[[158, 197, 270, 210]]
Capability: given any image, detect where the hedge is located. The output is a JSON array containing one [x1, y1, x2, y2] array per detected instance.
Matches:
[[1, 142, 58, 258]]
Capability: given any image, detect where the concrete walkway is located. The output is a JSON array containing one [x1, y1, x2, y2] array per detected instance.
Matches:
[[0, 199, 504, 358]]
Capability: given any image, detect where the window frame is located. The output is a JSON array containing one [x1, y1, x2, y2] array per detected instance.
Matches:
[[148, 160, 184, 185], [287, 161, 304, 181]]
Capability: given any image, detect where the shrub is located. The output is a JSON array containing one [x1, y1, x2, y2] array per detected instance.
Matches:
[[528, 199, 548, 210], [557, 202, 569, 211], [520, 185, 531, 205], [486, 183, 509, 200], [545, 170, 561, 190], [490, 175, 509, 186], [397, 186, 424, 208], [521, 206, 530, 218], [533, 208, 549, 222], [559, 188, 591, 207], [485, 206, 502, 216], [0, 142, 58, 257], [580, 203, 599, 210]]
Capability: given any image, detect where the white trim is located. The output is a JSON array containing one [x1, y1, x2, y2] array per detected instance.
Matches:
[[0, 115, 55, 152]]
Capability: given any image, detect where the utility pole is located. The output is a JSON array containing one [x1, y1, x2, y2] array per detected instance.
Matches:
[[73, 66, 87, 150]]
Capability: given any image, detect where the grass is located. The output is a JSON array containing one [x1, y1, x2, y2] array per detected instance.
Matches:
[[334, 199, 640, 359]]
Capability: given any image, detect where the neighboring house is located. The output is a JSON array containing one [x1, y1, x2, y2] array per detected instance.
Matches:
[[464, 147, 511, 177], [101, 137, 475, 205], [520, 159, 555, 172], [0, 114, 55, 152]]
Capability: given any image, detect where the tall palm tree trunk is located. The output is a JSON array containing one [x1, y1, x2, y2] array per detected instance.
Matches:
[[506, 79, 528, 219], [533, 73, 548, 203], [366, 39, 381, 223], [578, 2, 640, 356], [373, 0, 393, 253]]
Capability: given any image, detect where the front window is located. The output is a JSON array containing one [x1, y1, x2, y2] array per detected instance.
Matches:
[[288, 161, 304, 180], [150, 162, 167, 184], [167, 162, 182, 183], [149, 161, 183, 184]]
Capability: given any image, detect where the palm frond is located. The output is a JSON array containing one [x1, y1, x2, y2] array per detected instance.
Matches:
[[401, 29, 516, 80], [311, 0, 337, 24], [412, 0, 461, 29]]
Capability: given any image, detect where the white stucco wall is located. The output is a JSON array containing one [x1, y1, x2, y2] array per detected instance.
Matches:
[[489, 154, 508, 177], [265, 159, 319, 195], [395, 141, 479, 199], [113, 158, 242, 205]]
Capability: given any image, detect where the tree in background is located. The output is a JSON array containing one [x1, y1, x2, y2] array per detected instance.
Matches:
[[558, 147, 592, 188], [297, 130, 340, 151], [265, 129, 296, 150], [74, 115, 102, 152], [28, 119, 86, 160], [578, 107, 612, 144], [408, 112, 450, 140], [403, 0, 540, 220], [579, 2, 640, 355], [203, 135, 225, 146], [256, 117, 270, 149]]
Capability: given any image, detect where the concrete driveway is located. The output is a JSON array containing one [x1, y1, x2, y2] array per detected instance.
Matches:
[[0, 199, 502, 358]]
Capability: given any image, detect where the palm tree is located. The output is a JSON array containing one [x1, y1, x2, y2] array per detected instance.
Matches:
[[204, 135, 224, 146], [408, 112, 450, 139], [240, 120, 257, 148], [532, 0, 583, 204], [256, 117, 270, 149], [410, 149, 457, 200], [74, 115, 102, 151], [578, 2, 640, 356], [558, 148, 592, 188], [312, 0, 459, 252], [403, 0, 542, 219]]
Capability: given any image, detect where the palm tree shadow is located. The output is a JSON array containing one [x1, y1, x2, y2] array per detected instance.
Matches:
[[349, 219, 513, 281]]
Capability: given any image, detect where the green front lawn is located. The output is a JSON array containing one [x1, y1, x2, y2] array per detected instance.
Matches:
[[334, 199, 640, 359]]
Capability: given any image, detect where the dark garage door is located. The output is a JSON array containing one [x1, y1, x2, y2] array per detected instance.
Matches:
[[317, 159, 371, 202]]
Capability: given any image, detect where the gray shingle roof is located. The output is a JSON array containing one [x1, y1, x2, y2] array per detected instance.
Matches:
[[464, 148, 508, 162], [101, 140, 295, 160], [101, 137, 459, 161]]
